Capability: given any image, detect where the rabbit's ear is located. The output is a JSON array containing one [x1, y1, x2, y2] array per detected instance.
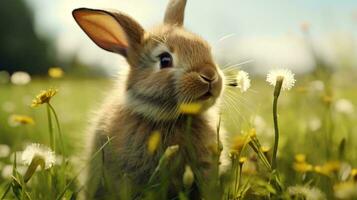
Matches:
[[164, 0, 187, 26], [73, 8, 144, 56]]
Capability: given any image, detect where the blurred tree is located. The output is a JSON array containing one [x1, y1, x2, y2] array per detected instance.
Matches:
[[0, 0, 54, 75]]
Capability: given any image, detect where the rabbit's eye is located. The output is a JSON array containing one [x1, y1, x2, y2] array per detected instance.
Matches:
[[158, 52, 173, 68]]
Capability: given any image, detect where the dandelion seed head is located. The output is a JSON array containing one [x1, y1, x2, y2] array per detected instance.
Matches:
[[335, 99, 354, 115], [22, 143, 55, 170], [308, 117, 321, 131], [288, 185, 325, 200], [0, 144, 10, 158], [10, 71, 31, 85], [266, 69, 296, 91], [236, 70, 251, 92]]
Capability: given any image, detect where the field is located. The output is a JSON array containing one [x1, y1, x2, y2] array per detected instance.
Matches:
[[0, 70, 356, 199]]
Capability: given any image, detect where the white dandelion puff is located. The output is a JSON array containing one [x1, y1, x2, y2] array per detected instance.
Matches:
[[21, 143, 55, 170], [266, 69, 296, 91], [10, 71, 31, 85], [288, 185, 325, 200], [334, 99, 354, 115], [236, 70, 251, 92], [0, 144, 10, 158]]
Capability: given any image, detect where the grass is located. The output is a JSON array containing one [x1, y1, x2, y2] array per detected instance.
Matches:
[[0, 70, 356, 199]]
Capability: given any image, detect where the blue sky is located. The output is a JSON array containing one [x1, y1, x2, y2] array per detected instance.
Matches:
[[25, 0, 357, 74]]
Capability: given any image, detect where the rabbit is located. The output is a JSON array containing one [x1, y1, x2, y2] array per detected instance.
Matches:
[[72, 0, 227, 199]]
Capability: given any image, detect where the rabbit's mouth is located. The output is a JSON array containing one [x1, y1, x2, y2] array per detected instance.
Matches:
[[197, 91, 213, 101]]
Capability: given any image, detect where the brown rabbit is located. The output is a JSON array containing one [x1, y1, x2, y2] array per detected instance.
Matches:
[[73, 0, 226, 199]]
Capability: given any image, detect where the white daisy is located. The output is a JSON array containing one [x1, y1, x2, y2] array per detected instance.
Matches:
[[21, 143, 55, 170], [236, 70, 251, 92], [266, 69, 296, 91]]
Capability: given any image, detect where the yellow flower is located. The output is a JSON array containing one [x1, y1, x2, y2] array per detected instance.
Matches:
[[295, 154, 306, 163], [239, 156, 247, 164], [351, 169, 357, 181], [9, 114, 35, 126], [31, 89, 58, 107], [231, 135, 248, 153], [48, 67, 64, 78], [293, 162, 313, 173], [248, 128, 257, 138], [147, 131, 161, 154], [179, 103, 202, 114], [314, 161, 340, 176], [261, 146, 270, 153]]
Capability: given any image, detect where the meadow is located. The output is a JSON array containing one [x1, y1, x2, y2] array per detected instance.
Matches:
[[0, 65, 356, 200]]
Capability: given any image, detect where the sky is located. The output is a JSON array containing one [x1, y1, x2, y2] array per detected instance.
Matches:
[[25, 0, 357, 74]]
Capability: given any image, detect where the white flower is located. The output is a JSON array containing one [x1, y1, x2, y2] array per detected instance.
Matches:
[[253, 115, 266, 133], [235, 70, 251, 92], [21, 143, 55, 170], [288, 185, 325, 200], [266, 69, 296, 91], [10, 71, 31, 85], [0, 144, 10, 158], [308, 117, 321, 132], [1, 164, 27, 179], [335, 99, 354, 115], [309, 80, 325, 92]]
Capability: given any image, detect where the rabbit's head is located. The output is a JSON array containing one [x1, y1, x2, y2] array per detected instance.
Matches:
[[73, 0, 224, 121]]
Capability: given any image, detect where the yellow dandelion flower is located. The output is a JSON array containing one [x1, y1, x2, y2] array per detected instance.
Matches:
[[239, 156, 247, 164], [323, 161, 341, 173], [31, 88, 58, 107], [293, 162, 313, 173], [147, 131, 161, 154], [179, 103, 202, 114], [295, 154, 306, 163], [9, 114, 35, 126], [248, 128, 257, 139], [231, 135, 248, 153], [48, 67, 64, 78], [314, 165, 329, 176], [313, 161, 341, 176], [261, 146, 270, 153], [351, 169, 357, 181]]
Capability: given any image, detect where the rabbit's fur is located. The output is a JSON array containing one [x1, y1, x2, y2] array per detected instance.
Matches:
[[73, 0, 227, 199]]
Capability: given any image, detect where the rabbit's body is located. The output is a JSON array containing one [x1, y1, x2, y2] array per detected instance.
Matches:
[[73, 0, 227, 199], [87, 90, 218, 198]]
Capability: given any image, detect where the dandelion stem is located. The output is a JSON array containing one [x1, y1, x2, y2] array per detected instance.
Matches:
[[48, 103, 65, 156], [46, 104, 55, 151], [272, 78, 283, 170]]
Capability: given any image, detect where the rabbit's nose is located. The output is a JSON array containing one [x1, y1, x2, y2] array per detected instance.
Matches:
[[199, 68, 218, 83]]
